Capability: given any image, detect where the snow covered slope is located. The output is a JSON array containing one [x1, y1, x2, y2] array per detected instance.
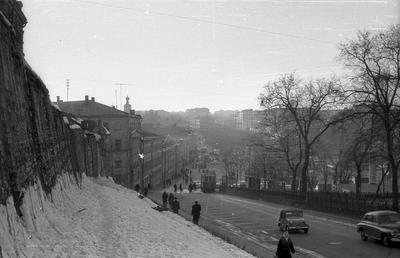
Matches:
[[0, 174, 255, 258]]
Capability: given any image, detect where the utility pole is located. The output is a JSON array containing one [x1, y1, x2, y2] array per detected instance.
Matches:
[[66, 79, 70, 101], [115, 83, 128, 110]]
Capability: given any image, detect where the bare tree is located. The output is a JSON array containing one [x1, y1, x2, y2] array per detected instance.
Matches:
[[262, 109, 303, 191], [342, 114, 376, 200], [339, 25, 400, 210], [259, 73, 343, 199]]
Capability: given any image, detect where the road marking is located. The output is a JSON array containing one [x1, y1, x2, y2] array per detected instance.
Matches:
[[219, 195, 356, 228], [327, 242, 342, 245], [296, 246, 327, 258]]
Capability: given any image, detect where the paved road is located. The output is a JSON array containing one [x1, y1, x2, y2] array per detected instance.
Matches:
[[149, 190, 400, 258]]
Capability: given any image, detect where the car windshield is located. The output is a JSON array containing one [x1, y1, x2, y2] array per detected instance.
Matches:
[[378, 214, 400, 224], [285, 211, 303, 218]]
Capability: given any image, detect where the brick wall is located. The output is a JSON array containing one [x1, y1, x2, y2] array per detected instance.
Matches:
[[0, 0, 105, 215]]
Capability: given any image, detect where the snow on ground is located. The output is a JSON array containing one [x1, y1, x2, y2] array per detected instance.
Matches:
[[0, 174, 256, 258]]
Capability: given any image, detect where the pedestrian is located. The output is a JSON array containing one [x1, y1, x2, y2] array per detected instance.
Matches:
[[275, 230, 295, 258], [193, 182, 197, 191], [172, 197, 180, 214], [143, 187, 148, 196], [162, 191, 168, 207], [191, 201, 201, 225], [188, 183, 193, 193], [134, 184, 140, 192], [179, 183, 183, 193], [168, 193, 174, 208], [173, 184, 177, 193]]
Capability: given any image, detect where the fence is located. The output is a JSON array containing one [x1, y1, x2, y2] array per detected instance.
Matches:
[[224, 187, 393, 218]]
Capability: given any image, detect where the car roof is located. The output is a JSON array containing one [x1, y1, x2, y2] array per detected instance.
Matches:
[[364, 210, 399, 216]]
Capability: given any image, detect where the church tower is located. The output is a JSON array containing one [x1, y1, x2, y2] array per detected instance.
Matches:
[[124, 96, 132, 113]]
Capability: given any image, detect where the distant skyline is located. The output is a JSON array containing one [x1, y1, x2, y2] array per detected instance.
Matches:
[[22, 0, 399, 112]]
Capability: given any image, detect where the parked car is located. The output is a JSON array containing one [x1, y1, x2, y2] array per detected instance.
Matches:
[[278, 209, 309, 233], [356, 210, 400, 246]]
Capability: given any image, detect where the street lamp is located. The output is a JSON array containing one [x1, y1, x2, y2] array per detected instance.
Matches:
[[131, 129, 145, 193], [139, 136, 145, 194]]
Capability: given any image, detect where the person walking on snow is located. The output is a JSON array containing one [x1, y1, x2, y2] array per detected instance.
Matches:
[[179, 183, 183, 193], [275, 230, 295, 258], [162, 191, 168, 207], [191, 201, 201, 225], [168, 193, 174, 208], [173, 184, 177, 193], [172, 197, 180, 214]]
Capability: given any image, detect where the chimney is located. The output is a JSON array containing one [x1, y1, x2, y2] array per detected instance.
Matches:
[[57, 96, 60, 102], [91, 97, 95, 102], [85, 95, 89, 102]]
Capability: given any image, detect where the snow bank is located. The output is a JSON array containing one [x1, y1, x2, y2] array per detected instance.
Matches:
[[0, 174, 255, 258]]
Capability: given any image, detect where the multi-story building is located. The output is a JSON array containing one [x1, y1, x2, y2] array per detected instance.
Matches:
[[55, 95, 142, 188], [234, 109, 264, 132]]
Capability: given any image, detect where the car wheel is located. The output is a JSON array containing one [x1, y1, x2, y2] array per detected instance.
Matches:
[[360, 230, 367, 241], [381, 235, 390, 247], [304, 228, 309, 234]]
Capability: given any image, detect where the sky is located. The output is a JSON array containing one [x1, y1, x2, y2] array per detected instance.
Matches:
[[1, 174, 256, 257], [22, 0, 399, 112]]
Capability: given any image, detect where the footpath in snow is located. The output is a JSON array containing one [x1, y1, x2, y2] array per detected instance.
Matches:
[[0, 174, 256, 258]]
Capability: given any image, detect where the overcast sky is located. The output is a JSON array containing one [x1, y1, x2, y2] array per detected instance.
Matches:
[[22, 0, 399, 112]]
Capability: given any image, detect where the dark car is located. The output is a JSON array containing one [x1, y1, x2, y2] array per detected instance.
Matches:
[[356, 210, 400, 246], [278, 209, 309, 233]]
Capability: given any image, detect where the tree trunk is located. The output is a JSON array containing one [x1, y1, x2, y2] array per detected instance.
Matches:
[[385, 120, 399, 211], [301, 146, 310, 199], [355, 164, 362, 201], [291, 172, 297, 192]]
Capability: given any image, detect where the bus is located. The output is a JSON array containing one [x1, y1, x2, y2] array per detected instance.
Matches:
[[201, 170, 216, 193]]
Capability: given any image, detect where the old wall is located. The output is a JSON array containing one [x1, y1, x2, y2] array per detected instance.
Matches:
[[0, 0, 105, 214]]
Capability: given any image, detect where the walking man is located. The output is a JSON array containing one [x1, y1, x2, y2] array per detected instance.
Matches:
[[168, 192, 174, 208], [172, 197, 180, 214], [173, 184, 177, 193], [162, 191, 168, 207], [276, 230, 295, 258], [191, 201, 201, 225]]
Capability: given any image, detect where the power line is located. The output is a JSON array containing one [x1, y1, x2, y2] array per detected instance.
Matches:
[[74, 0, 336, 45]]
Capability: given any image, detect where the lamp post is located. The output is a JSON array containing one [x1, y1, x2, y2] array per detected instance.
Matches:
[[139, 136, 145, 194], [131, 129, 145, 193]]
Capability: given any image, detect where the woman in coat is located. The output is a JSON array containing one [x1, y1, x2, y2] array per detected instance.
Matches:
[[276, 230, 295, 258]]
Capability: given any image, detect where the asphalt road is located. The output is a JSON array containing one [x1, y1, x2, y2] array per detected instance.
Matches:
[[149, 189, 400, 258]]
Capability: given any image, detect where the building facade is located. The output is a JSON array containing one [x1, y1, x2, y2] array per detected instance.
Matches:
[[56, 95, 142, 188], [234, 109, 264, 132]]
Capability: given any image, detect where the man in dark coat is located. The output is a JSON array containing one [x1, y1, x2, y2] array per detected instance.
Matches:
[[162, 191, 168, 207], [191, 201, 201, 225], [172, 197, 180, 214], [168, 193, 174, 207], [173, 184, 177, 193], [188, 183, 193, 193], [276, 230, 295, 258]]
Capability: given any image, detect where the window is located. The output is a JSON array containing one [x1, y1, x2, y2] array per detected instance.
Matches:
[[115, 139, 122, 151], [114, 160, 122, 168]]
